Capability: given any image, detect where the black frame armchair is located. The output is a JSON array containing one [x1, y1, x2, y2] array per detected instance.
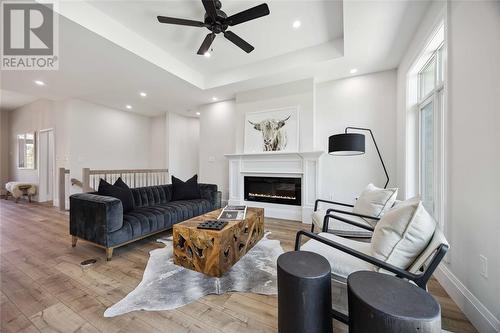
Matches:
[[297, 213, 449, 289], [312, 199, 378, 234], [295, 215, 449, 324]]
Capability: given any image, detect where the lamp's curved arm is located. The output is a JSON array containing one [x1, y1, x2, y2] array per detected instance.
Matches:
[[345, 127, 389, 189]]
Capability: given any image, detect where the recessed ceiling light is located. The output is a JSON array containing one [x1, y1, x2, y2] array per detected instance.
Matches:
[[125, 105, 132, 109], [350, 68, 358, 74], [139, 92, 147, 97], [34, 80, 45, 86], [196, 112, 201, 116], [292, 20, 301, 29], [204, 52, 211, 58], [212, 97, 218, 101]]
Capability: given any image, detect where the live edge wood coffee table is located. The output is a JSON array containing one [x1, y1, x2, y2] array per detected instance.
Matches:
[[173, 207, 264, 277]]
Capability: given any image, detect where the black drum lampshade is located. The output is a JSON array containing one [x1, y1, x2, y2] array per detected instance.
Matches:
[[328, 133, 365, 156]]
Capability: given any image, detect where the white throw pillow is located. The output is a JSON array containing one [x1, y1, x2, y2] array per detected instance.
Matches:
[[352, 184, 398, 222], [371, 197, 436, 269]]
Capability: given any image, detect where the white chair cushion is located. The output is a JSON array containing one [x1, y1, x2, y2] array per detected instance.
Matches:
[[312, 210, 373, 238], [352, 184, 398, 221], [408, 226, 449, 274], [371, 197, 436, 270], [301, 232, 375, 279]]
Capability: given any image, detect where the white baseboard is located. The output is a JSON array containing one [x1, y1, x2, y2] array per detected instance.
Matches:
[[434, 265, 500, 333]]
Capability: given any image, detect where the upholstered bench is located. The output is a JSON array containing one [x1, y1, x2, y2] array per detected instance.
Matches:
[[5, 182, 37, 203]]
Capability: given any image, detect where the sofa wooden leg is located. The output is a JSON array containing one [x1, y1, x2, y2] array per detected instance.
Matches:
[[28, 195, 32, 203], [106, 248, 114, 261], [71, 236, 78, 247]]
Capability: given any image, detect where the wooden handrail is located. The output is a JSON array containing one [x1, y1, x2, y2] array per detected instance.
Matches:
[[82, 168, 169, 192]]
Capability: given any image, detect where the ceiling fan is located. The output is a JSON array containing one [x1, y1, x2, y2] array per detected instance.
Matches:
[[157, 0, 270, 55]]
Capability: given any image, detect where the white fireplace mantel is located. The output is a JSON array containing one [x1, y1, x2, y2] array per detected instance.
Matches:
[[224, 151, 323, 223]]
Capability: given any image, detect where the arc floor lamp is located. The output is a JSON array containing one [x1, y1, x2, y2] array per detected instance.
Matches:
[[328, 127, 389, 189]]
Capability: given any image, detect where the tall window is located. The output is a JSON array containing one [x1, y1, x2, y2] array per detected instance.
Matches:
[[417, 43, 444, 215], [406, 22, 446, 223]]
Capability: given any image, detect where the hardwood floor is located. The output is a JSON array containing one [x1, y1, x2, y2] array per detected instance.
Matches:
[[0, 199, 477, 333]]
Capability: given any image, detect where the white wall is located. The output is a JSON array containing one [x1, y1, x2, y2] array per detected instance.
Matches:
[[67, 99, 152, 188], [5, 98, 171, 202], [198, 100, 237, 201], [8, 99, 54, 187], [397, 2, 500, 331], [166, 112, 199, 181], [6, 99, 69, 201], [446, 1, 500, 330], [0, 111, 10, 195], [315, 70, 397, 204], [234, 79, 315, 153], [198, 79, 315, 201], [149, 113, 167, 169], [198, 75, 397, 204]]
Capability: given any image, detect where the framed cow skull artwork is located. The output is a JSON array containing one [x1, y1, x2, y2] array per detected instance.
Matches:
[[244, 106, 299, 153]]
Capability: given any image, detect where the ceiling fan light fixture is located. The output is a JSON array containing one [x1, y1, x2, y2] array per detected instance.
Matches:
[[157, 0, 269, 55], [204, 51, 211, 58]]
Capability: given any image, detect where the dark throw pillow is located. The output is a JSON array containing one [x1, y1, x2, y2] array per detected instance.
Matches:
[[114, 177, 131, 191], [97, 178, 134, 213], [171, 174, 201, 201]]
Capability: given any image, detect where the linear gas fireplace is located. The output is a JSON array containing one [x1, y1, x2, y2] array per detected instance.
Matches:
[[244, 176, 301, 206]]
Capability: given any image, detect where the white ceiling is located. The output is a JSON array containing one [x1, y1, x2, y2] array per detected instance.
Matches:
[[0, 0, 430, 116], [0, 89, 38, 111], [88, 0, 344, 75]]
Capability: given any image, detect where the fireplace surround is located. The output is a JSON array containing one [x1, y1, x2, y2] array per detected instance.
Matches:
[[244, 176, 301, 206], [225, 151, 323, 222]]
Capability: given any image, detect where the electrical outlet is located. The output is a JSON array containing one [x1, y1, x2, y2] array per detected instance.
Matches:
[[479, 255, 488, 279]]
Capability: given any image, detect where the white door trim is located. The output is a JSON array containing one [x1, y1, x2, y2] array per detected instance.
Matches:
[[38, 128, 55, 203]]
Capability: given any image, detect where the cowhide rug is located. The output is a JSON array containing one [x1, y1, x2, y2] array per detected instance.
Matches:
[[104, 233, 284, 317]]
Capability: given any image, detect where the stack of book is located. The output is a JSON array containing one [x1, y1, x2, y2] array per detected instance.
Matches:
[[217, 205, 247, 220]]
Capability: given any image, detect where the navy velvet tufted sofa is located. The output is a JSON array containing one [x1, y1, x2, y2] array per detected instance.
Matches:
[[69, 183, 220, 260]]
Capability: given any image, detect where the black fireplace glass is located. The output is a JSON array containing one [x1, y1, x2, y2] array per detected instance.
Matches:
[[244, 176, 301, 206]]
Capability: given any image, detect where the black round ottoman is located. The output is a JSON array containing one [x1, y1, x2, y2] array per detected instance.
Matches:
[[348, 271, 441, 333], [277, 251, 332, 333]]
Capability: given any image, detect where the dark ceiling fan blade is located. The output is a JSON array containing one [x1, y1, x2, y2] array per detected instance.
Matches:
[[202, 0, 217, 20], [157, 16, 207, 27], [224, 31, 254, 53], [226, 3, 269, 26], [197, 33, 216, 55]]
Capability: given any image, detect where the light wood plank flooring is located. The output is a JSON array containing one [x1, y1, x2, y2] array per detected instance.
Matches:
[[0, 199, 477, 333]]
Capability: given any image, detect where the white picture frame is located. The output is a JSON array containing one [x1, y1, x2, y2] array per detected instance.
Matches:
[[244, 106, 299, 153]]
